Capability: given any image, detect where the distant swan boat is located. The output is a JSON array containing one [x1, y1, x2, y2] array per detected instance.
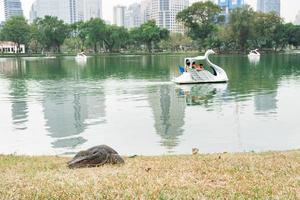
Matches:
[[248, 49, 260, 57], [172, 49, 229, 84], [75, 52, 87, 61]]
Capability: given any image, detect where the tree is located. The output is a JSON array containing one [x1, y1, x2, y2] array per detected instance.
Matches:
[[84, 18, 106, 52], [132, 20, 169, 52], [228, 5, 255, 52], [159, 33, 193, 52], [252, 12, 283, 49], [176, 1, 222, 50], [0, 16, 31, 53], [285, 23, 300, 48], [33, 16, 70, 53], [71, 21, 89, 52], [103, 25, 129, 52]]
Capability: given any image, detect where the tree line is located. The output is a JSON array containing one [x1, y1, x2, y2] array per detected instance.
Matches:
[[177, 2, 300, 53], [0, 1, 299, 54], [0, 16, 169, 54]]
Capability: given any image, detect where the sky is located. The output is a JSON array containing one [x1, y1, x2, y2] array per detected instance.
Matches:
[[0, 0, 299, 23]]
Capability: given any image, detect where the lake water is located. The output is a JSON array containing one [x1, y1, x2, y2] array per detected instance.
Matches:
[[0, 53, 299, 156]]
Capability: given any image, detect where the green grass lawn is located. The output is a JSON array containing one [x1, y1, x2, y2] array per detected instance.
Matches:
[[0, 151, 299, 199]]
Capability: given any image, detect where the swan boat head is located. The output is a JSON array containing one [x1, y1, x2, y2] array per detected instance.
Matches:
[[204, 49, 216, 58]]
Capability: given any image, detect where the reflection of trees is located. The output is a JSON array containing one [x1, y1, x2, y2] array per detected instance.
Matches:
[[0, 59, 29, 130], [148, 85, 186, 151], [211, 54, 300, 114]]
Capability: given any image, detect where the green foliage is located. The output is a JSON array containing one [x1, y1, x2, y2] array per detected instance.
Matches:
[[1, 7, 299, 55], [131, 20, 169, 52], [84, 18, 106, 52], [32, 16, 70, 52], [252, 12, 283, 48], [71, 21, 89, 51], [284, 23, 300, 47], [176, 1, 222, 50], [159, 33, 193, 52], [103, 25, 129, 52], [228, 5, 255, 52], [1, 16, 31, 53]]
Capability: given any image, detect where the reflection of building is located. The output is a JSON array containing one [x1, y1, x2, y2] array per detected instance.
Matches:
[[42, 82, 106, 150], [113, 5, 126, 27], [10, 79, 28, 130], [148, 85, 186, 151], [4, 0, 23, 20], [257, 0, 280, 16], [150, 0, 189, 33], [0, 41, 25, 54], [218, 0, 244, 21], [254, 92, 277, 113]]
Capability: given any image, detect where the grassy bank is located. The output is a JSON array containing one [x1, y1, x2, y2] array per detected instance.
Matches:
[[0, 151, 299, 199]]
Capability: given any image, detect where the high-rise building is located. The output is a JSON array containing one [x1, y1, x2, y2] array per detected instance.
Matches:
[[113, 5, 126, 27], [150, 0, 189, 33], [125, 3, 142, 29], [295, 11, 300, 25], [29, 0, 85, 24], [30, 0, 102, 23], [218, 0, 244, 21], [257, 0, 280, 16], [83, 0, 102, 21], [190, 0, 215, 3], [141, 0, 151, 24], [4, 0, 23, 20]]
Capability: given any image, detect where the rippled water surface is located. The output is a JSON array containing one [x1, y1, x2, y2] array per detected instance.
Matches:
[[0, 53, 299, 155]]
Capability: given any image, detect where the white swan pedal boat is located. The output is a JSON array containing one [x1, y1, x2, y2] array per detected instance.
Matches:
[[75, 52, 87, 61], [172, 50, 229, 84], [248, 49, 260, 57]]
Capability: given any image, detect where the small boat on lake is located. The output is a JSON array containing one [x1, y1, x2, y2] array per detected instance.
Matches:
[[248, 49, 260, 57], [172, 49, 229, 84], [75, 52, 87, 61], [248, 49, 260, 64]]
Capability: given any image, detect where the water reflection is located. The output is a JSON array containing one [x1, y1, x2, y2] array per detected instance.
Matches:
[[148, 84, 186, 151], [248, 55, 260, 65], [0, 59, 29, 130], [42, 82, 106, 150], [254, 91, 278, 115], [176, 84, 228, 106], [0, 53, 299, 155]]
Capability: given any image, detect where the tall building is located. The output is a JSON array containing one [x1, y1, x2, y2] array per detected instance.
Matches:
[[257, 0, 280, 16], [83, 0, 102, 21], [30, 0, 102, 23], [125, 3, 142, 29], [4, 0, 23, 20], [218, 0, 244, 21], [29, 0, 85, 24], [150, 0, 189, 33], [113, 5, 126, 27], [295, 11, 300, 25], [141, 0, 151, 24]]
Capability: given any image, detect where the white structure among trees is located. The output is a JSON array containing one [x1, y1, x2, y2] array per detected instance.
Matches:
[[0, 41, 25, 54]]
